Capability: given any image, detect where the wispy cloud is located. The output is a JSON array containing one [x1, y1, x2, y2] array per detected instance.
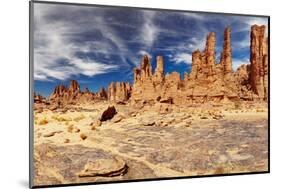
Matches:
[[182, 12, 205, 21], [246, 17, 268, 28], [34, 4, 268, 82], [189, 36, 206, 51], [232, 16, 268, 49], [138, 50, 152, 58], [170, 53, 192, 65], [140, 10, 159, 49], [246, 17, 269, 36], [34, 4, 126, 81]]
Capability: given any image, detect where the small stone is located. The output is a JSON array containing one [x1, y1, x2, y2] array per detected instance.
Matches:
[[112, 114, 124, 123], [80, 133, 87, 140], [91, 120, 102, 127], [43, 131, 62, 137], [73, 127, 80, 133], [200, 116, 209, 119], [142, 119, 155, 126], [43, 131, 56, 137]]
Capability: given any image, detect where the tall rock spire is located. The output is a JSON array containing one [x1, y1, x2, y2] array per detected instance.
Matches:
[[249, 25, 268, 100], [141, 55, 152, 81], [153, 56, 165, 85], [190, 50, 201, 79], [69, 80, 80, 94], [107, 82, 116, 101], [190, 32, 216, 79], [220, 27, 233, 78], [205, 32, 216, 71]]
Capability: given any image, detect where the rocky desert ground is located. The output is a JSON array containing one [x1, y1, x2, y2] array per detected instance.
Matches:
[[33, 101, 268, 186], [32, 24, 269, 186]]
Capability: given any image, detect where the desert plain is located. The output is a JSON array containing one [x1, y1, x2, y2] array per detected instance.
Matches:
[[33, 101, 268, 185], [32, 24, 269, 186]]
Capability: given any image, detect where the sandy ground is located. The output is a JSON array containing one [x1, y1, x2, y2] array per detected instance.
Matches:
[[33, 102, 268, 186]]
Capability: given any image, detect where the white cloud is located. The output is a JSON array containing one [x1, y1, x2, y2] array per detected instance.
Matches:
[[171, 53, 192, 65], [138, 50, 152, 58], [246, 17, 268, 28], [33, 4, 121, 81], [189, 36, 206, 51], [141, 10, 159, 48], [182, 12, 205, 21], [232, 58, 249, 71]]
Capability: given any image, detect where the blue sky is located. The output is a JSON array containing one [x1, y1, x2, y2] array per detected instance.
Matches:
[[33, 3, 268, 97]]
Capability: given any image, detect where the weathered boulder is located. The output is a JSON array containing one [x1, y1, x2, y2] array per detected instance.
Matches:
[[78, 157, 127, 177], [100, 106, 117, 122]]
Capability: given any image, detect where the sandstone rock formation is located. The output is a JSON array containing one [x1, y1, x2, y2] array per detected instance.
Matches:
[[132, 55, 157, 101], [190, 27, 233, 80], [48, 80, 107, 106], [131, 27, 241, 104], [220, 27, 233, 79], [153, 56, 165, 87], [34, 25, 268, 107], [34, 93, 47, 104], [78, 157, 127, 177], [107, 82, 132, 103], [129, 25, 268, 105], [249, 25, 268, 100]]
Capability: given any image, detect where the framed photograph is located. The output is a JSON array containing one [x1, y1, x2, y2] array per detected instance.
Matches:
[[30, 0, 269, 188]]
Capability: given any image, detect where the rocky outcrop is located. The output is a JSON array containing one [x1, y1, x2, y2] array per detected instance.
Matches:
[[34, 143, 156, 186], [249, 25, 268, 100], [48, 80, 108, 106], [116, 82, 128, 102], [190, 27, 233, 81], [141, 55, 153, 81], [107, 82, 116, 101], [34, 93, 47, 104], [130, 25, 268, 104], [190, 50, 201, 79], [96, 87, 107, 99], [132, 55, 156, 101], [204, 32, 216, 76], [69, 80, 80, 96], [78, 157, 127, 177], [107, 82, 132, 103], [36, 25, 268, 107], [189, 32, 216, 80], [153, 56, 165, 87]]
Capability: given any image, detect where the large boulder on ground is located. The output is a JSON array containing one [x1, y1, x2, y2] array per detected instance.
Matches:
[[100, 106, 117, 122]]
